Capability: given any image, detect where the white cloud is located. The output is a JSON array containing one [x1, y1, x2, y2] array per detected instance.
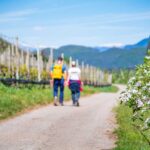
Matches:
[[33, 26, 46, 31], [100, 43, 123, 47], [0, 9, 37, 23]]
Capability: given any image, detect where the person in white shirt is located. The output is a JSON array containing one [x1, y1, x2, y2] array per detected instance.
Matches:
[[67, 61, 82, 106]]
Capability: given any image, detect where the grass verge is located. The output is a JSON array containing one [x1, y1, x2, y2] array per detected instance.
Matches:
[[114, 104, 150, 150], [0, 83, 118, 120]]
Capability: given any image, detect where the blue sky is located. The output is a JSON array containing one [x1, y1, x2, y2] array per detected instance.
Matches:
[[0, 0, 150, 48]]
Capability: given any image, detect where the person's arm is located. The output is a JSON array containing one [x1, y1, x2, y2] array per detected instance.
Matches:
[[49, 72, 53, 79], [67, 69, 70, 83], [49, 65, 54, 87], [49, 65, 53, 79], [63, 70, 67, 81], [62, 65, 68, 80], [62, 65, 68, 86]]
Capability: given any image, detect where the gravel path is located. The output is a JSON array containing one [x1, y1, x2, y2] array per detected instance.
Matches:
[[0, 85, 125, 150]]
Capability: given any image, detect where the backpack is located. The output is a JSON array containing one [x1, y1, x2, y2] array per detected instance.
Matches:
[[52, 64, 63, 79]]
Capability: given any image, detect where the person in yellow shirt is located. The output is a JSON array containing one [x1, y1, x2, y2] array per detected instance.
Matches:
[[50, 57, 67, 106]]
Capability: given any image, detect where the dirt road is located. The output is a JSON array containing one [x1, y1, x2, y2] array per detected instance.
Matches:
[[0, 85, 125, 150]]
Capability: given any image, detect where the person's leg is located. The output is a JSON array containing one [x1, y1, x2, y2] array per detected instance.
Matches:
[[74, 83, 80, 106], [71, 91, 76, 105], [59, 79, 64, 105], [53, 79, 59, 105], [76, 91, 80, 101], [76, 91, 80, 106], [70, 82, 77, 105]]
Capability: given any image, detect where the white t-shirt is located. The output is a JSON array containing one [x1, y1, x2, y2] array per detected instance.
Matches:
[[68, 67, 81, 80]]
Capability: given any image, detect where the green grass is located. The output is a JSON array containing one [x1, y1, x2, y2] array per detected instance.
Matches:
[[81, 85, 118, 95], [0, 83, 118, 120], [114, 104, 150, 150]]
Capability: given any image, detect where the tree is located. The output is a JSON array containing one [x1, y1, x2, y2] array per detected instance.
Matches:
[[120, 49, 150, 145]]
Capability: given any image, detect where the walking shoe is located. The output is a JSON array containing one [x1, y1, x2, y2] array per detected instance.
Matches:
[[54, 96, 58, 106], [54, 102, 58, 106], [76, 101, 80, 107], [59, 102, 64, 106], [72, 102, 76, 106]]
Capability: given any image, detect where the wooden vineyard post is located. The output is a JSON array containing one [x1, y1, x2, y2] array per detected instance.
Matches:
[[46, 49, 51, 72], [26, 48, 30, 79], [15, 37, 19, 79], [8, 45, 11, 76], [21, 47, 24, 66], [97, 69, 101, 86], [86, 64, 89, 84], [50, 48, 53, 66], [100, 70, 104, 85], [31, 54, 34, 68], [89, 65, 92, 85], [89, 66, 92, 85], [95, 69, 98, 86], [93, 67, 96, 85], [96, 68, 99, 86], [84, 64, 87, 84], [91, 66, 94, 85], [11, 44, 15, 78], [40, 52, 43, 78], [37, 48, 43, 81], [95, 68, 97, 85], [37, 49, 41, 81], [92, 66, 95, 85], [91, 66, 94, 84], [86, 65, 89, 84], [93, 67, 96, 86], [81, 61, 84, 81]]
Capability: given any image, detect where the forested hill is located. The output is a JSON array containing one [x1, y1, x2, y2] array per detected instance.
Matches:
[[42, 37, 149, 69]]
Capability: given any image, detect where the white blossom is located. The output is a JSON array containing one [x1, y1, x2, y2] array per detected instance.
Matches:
[[132, 89, 138, 94], [147, 100, 150, 105], [142, 96, 147, 101], [146, 82, 150, 87], [135, 81, 142, 87], [119, 52, 150, 132], [142, 86, 147, 91], [145, 56, 150, 60], [137, 99, 144, 108], [144, 69, 148, 74], [145, 118, 150, 126]]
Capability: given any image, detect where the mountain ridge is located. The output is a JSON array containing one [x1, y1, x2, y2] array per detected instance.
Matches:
[[0, 35, 149, 69], [41, 37, 149, 69]]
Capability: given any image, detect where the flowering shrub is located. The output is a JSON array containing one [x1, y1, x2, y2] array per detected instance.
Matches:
[[120, 49, 150, 144]]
